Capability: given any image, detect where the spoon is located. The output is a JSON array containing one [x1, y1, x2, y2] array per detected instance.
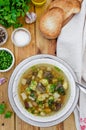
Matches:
[[76, 81, 86, 90]]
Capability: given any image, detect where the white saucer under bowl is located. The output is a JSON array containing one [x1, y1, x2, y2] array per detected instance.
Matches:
[[8, 54, 79, 127]]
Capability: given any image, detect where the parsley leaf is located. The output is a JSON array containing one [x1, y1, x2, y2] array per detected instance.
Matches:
[[0, 103, 6, 114], [0, 103, 13, 119], [4, 111, 12, 118]]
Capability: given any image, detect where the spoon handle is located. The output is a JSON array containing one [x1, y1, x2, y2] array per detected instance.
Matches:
[[76, 82, 86, 89]]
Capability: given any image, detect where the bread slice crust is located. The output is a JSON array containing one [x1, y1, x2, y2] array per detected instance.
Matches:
[[49, 0, 81, 20]]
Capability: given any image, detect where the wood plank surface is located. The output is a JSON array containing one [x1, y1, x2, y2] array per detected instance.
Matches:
[[0, 0, 79, 130]]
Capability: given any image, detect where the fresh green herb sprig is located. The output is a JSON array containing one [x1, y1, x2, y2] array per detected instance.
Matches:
[[0, 103, 6, 114], [0, 102, 12, 118], [4, 111, 12, 118], [0, 0, 31, 28]]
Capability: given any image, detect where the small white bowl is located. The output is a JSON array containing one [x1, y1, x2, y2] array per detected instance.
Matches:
[[11, 28, 31, 47], [0, 48, 15, 72], [0, 26, 8, 46]]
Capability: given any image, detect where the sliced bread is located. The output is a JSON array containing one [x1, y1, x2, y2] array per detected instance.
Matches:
[[49, 0, 81, 20], [39, 7, 64, 39]]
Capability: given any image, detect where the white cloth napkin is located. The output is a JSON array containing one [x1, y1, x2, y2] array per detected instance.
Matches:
[[56, 0, 86, 129]]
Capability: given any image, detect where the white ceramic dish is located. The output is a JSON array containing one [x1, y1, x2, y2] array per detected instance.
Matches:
[[11, 27, 31, 47], [0, 48, 15, 72], [8, 54, 79, 127], [0, 26, 8, 46]]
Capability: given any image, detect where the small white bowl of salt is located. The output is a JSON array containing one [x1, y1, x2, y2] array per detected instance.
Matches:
[[11, 28, 31, 47]]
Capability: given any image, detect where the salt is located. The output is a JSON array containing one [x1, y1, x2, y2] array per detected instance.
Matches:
[[13, 29, 31, 47]]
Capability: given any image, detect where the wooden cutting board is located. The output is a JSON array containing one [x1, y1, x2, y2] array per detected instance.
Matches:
[[36, 0, 82, 55]]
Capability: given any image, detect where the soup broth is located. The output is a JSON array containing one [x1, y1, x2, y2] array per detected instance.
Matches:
[[18, 64, 70, 116]]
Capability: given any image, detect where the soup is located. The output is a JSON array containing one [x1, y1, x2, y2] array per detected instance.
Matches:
[[18, 64, 70, 116]]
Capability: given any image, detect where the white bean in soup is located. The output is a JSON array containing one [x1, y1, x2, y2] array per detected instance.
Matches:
[[18, 64, 70, 116]]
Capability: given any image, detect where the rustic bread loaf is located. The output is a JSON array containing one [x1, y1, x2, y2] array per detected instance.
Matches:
[[39, 7, 64, 39], [69, 0, 81, 13], [49, 0, 81, 20], [39, 0, 81, 39], [49, 0, 73, 20]]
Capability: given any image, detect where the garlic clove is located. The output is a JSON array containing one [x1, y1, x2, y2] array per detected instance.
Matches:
[[25, 12, 37, 24], [0, 78, 6, 85]]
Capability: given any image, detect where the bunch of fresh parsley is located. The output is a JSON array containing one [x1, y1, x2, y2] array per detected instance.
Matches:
[[0, 0, 31, 28]]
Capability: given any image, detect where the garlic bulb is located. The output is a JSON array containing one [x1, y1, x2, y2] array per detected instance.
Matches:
[[25, 12, 37, 24]]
